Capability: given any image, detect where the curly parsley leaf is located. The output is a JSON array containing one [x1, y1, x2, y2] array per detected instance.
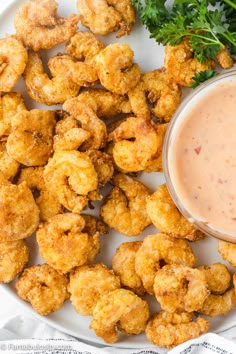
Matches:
[[189, 70, 218, 88], [133, 0, 236, 62]]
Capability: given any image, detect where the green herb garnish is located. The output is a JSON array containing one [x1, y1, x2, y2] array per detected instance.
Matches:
[[132, 0, 236, 63], [189, 70, 219, 88]]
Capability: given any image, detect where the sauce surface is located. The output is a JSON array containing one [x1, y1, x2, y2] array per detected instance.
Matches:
[[169, 80, 236, 235]]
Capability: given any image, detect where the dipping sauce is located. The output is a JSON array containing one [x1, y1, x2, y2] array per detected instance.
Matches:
[[164, 72, 236, 242]]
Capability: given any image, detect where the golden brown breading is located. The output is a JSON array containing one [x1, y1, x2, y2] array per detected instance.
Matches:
[[69, 263, 120, 315], [16, 264, 69, 315]]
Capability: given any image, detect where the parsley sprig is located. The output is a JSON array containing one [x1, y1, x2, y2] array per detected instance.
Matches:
[[132, 0, 236, 63], [189, 69, 218, 88]]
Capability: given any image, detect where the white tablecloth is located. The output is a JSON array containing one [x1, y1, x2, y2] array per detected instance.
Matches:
[[1, 287, 236, 354]]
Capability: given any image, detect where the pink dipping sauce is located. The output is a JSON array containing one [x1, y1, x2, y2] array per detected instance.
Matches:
[[165, 73, 236, 241]]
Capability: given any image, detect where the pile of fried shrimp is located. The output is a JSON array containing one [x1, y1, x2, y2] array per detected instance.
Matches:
[[0, 0, 235, 349]]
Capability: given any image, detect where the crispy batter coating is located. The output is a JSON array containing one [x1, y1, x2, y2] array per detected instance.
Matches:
[[37, 213, 102, 274], [77, 0, 135, 38], [101, 173, 151, 236], [24, 51, 80, 106], [63, 98, 107, 150], [135, 233, 196, 294], [146, 311, 210, 349], [86, 150, 114, 187], [53, 114, 91, 152], [95, 43, 141, 95], [82, 214, 107, 262], [90, 288, 149, 343], [216, 48, 234, 69], [198, 263, 231, 295], [128, 68, 181, 122], [108, 117, 159, 172], [0, 177, 39, 242], [0, 92, 27, 137], [15, 264, 69, 316], [49, 32, 105, 87], [144, 123, 168, 173], [164, 38, 215, 86], [71, 89, 132, 119], [14, 0, 79, 51], [154, 264, 210, 313], [48, 54, 99, 87], [0, 141, 20, 181], [7, 109, 56, 166], [17, 167, 63, 221], [44, 150, 98, 213], [0, 36, 28, 92], [146, 184, 205, 241], [82, 214, 108, 237], [0, 240, 29, 283], [66, 31, 105, 65], [112, 241, 145, 295], [218, 240, 236, 267], [69, 263, 120, 315], [199, 289, 236, 317]]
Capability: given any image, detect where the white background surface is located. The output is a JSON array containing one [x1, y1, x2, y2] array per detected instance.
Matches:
[[0, 289, 23, 325]]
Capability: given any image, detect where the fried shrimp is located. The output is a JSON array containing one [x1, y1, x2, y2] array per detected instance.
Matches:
[[82, 214, 108, 237], [146, 311, 210, 349], [81, 214, 107, 262], [146, 184, 204, 241], [95, 43, 141, 95], [0, 92, 27, 137], [198, 263, 231, 295], [164, 38, 215, 87], [53, 115, 91, 152], [43, 150, 98, 213], [216, 48, 234, 69], [108, 117, 159, 172], [100, 173, 151, 236], [90, 288, 149, 343], [218, 240, 236, 267], [48, 54, 99, 87], [199, 289, 236, 317], [49, 32, 105, 87], [154, 264, 210, 313], [112, 241, 145, 295], [0, 36, 28, 92], [37, 213, 102, 274], [63, 97, 107, 150], [69, 263, 120, 315], [0, 141, 20, 181], [144, 123, 168, 173], [66, 31, 105, 65], [71, 89, 132, 119], [6, 109, 56, 167], [0, 177, 39, 242], [86, 150, 114, 187], [128, 68, 181, 122], [135, 233, 196, 295], [17, 167, 63, 221], [77, 0, 135, 38], [14, 0, 79, 51], [24, 51, 80, 106], [15, 264, 69, 316], [0, 240, 29, 283]]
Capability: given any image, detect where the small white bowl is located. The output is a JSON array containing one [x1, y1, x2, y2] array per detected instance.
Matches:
[[163, 70, 236, 244]]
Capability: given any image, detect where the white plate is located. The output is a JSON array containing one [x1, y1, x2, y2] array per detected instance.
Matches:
[[0, 0, 236, 349]]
